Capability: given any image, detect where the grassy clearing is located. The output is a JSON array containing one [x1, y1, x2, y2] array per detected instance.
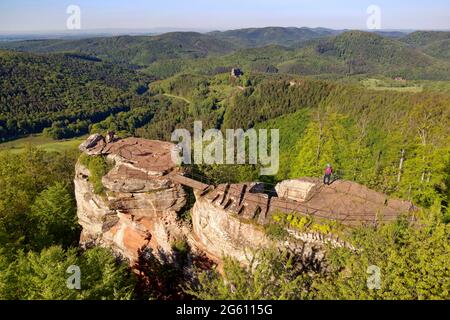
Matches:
[[0, 134, 87, 154], [420, 80, 450, 95]]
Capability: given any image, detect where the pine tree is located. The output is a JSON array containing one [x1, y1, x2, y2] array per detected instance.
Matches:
[[187, 249, 312, 300], [30, 182, 79, 249], [0, 246, 135, 300]]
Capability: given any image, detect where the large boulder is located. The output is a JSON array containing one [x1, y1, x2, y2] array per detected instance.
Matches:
[[275, 178, 319, 202], [78, 133, 105, 152]]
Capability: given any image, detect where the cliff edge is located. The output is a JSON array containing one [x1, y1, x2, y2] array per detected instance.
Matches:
[[75, 134, 416, 267]]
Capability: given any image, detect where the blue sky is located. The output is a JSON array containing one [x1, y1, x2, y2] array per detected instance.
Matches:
[[0, 0, 449, 32]]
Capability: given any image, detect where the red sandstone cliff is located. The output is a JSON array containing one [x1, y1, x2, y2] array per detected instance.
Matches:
[[75, 134, 415, 266]]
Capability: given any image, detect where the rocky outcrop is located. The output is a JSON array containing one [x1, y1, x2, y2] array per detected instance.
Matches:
[[191, 188, 272, 264], [78, 133, 105, 152], [271, 178, 415, 226], [75, 135, 416, 268], [275, 178, 319, 202], [75, 137, 189, 264], [191, 187, 326, 264]]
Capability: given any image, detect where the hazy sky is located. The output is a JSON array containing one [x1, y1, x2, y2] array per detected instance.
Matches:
[[0, 0, 449, 33]]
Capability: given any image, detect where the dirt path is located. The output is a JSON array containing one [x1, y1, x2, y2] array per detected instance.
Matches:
[[163, 93, 191, 104]]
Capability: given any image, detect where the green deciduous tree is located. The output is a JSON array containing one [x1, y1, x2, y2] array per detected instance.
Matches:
[[0, 147, 78, 252], [311, 214, 450, 300], [291, 111, 372, 182], [187, 249, 313, 300]]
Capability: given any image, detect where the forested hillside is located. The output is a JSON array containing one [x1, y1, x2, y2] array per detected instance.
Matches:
[[278, 31, 450, 79], [143, 73, 449, 213], [142, 31, 450, 79], [2, 29, 449, 80], [422, 39, 450, 61], [208, 26, 339, 47], [0, 27, 449, 300], [402, 31, 450, 48], [0, 50, 155, 140], [0, 32, 236, 66], [401, 31, 450, 61]]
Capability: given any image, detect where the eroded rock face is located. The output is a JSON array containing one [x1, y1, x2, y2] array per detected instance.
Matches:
[[189, 183, 353, 265], [75, 137, 189, 264], [192, 193, 272, 264], [75, 135, 416, 268], [191, 192, 328, 264]]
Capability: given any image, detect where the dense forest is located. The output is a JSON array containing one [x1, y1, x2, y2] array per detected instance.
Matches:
[[2, 29, 450, 141], [2, 29, 450, 80], [0, 27, 449, 300], [0, 50, 158, 140]]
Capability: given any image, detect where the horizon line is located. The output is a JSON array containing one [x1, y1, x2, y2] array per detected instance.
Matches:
[[2, 25, 450, 36]]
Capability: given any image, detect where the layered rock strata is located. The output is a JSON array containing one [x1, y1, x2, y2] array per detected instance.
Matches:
[[75, 135, 188, 263]]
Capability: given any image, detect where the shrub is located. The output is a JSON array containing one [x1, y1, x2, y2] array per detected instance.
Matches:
[[265, 223, 288, 240], [79, 154, 112, 194]]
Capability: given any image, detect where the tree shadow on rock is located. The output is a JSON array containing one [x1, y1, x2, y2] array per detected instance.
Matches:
[[133, 242, 217, 300], [133, 246, 191, 300]]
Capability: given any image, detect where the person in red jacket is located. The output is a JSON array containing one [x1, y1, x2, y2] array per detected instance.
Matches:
[[324, 164, 333, 185]]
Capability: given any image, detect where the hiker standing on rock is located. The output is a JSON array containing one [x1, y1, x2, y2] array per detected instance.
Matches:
[[324, 164, 333, 185]]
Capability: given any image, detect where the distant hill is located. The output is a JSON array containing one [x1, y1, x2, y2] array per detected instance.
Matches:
[[401, 31, 450, 47], [277, 31, 450, 79], [1, 28, 449, 80], [0, 50, 153, 139], [373, 30, 409, 39], [400, 31, 450, 61], [0, 32, 236, 66], [0, 27, 338, 59], [422, 39, 450, 61], [208, 27, 339, 47]]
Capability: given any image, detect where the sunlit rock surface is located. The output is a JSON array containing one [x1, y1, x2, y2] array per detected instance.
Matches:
[[75, 136, 188, 264], [75, 135, 416, 267]]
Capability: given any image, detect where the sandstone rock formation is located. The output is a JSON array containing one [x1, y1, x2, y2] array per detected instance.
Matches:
[[75, 137, 189, 264], [78, 133, 104, 152], [75, 135, 416, 268], [191, 185, 326, 264], [272, 178, 415, 226]]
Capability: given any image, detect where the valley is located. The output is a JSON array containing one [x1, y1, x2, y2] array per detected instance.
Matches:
[[0, 134, 87, 154]]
